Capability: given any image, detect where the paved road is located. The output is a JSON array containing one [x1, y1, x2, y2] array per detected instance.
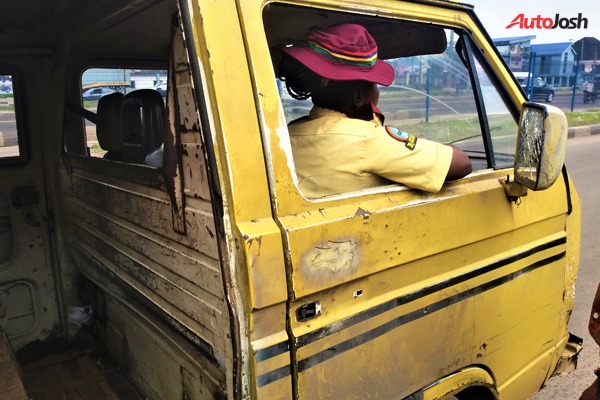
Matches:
[[551, 91, 600, 112], [533, 134, 600, 399], [0, 116, 18, 146], [4, 90, 598, 145]]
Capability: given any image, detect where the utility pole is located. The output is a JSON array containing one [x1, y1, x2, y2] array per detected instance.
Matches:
[[571, 45, 580, 112]]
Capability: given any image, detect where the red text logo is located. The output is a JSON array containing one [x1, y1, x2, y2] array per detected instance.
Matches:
[[506, 13, 588, 30]]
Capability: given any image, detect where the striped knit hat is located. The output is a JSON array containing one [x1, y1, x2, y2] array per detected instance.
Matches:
[[281, 23, 394, 86]]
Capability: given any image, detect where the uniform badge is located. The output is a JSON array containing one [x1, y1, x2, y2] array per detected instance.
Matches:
[[385, 125, 417, 150]]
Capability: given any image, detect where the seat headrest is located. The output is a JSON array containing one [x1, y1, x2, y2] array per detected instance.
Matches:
[[121, 89, 165, 164], [96, 92, 124, 156]]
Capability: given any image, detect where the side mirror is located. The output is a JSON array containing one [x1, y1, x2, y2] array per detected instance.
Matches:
[[514, 102, 567, 191]]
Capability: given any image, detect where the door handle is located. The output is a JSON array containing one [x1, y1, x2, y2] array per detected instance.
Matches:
[[296, 301, 321, 322]]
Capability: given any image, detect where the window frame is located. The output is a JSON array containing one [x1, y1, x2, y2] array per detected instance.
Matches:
[[258, 2, 524, 204], [0, 66, 29, 166], [69, 66, 168, 165], [449, 32, 520, 170]]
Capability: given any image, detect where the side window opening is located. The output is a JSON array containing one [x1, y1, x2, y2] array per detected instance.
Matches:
[[263, 4, 519, 197], [0, 73, 25, 162], [448, 35, 520, 170], [79, 68, 167, 165], [60, 14, 192, 235], [470, 48, 520, 169]]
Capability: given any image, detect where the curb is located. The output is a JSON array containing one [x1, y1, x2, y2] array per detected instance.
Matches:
[[568, 124, 600, 139]]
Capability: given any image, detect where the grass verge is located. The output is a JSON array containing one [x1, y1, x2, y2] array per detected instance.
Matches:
[[564, 109, 600, 127]]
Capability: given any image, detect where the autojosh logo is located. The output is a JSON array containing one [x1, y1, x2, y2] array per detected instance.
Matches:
[[506, 13, 588, 29]]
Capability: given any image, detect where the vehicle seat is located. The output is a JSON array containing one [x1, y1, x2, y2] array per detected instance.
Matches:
[[96, 92, 124, 160], [121, 89, 165, 164]]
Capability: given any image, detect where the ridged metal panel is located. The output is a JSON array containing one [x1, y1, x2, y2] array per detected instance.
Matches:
[[59, 164, 223, 351]]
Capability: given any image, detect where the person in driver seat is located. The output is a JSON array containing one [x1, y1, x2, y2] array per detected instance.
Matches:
[[280, 23, 472, 197]]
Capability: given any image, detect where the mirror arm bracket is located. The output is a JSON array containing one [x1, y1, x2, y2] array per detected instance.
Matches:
[[500, 175, 528, 204]]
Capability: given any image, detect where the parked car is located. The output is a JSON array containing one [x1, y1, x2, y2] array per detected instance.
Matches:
[[514, 73, 555, 102], [82, 87, 116, 101]]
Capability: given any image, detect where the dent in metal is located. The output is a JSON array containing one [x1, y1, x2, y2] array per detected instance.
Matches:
[[552, 333, 583, 377]]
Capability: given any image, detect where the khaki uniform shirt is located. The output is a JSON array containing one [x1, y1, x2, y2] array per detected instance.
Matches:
[[289, 107, 454, 197]]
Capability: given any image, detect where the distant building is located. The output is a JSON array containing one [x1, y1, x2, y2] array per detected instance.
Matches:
[[82, 69, 167, 91], [493, 36, 579, 88], [529, 43, 576, 87], [572, 37, 600, 75]]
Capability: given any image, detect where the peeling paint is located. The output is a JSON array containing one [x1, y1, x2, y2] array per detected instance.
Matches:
[[205, 225, 215, 239], [247, 236, 262, 256], [276, 124, 298, 186], [354, 207, 370, 219], [300, 239, 360, 280]]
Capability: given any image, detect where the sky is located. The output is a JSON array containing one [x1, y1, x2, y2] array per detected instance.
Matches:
[[466, 0, 599, 44]]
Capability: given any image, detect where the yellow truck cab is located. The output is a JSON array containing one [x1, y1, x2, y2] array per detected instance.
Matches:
[[0, 0, 581, 399]]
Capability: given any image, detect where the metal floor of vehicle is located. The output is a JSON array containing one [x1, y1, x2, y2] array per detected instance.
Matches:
[[0, 327, 29, 400], [11, 329, 142, 400]]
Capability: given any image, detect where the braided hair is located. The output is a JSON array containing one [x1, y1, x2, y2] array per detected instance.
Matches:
[[279, 54, 369, 113], [279, 56, 320, 100]]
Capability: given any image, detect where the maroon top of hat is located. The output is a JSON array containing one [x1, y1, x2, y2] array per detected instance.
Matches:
[[281, 23, 394, 86]]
